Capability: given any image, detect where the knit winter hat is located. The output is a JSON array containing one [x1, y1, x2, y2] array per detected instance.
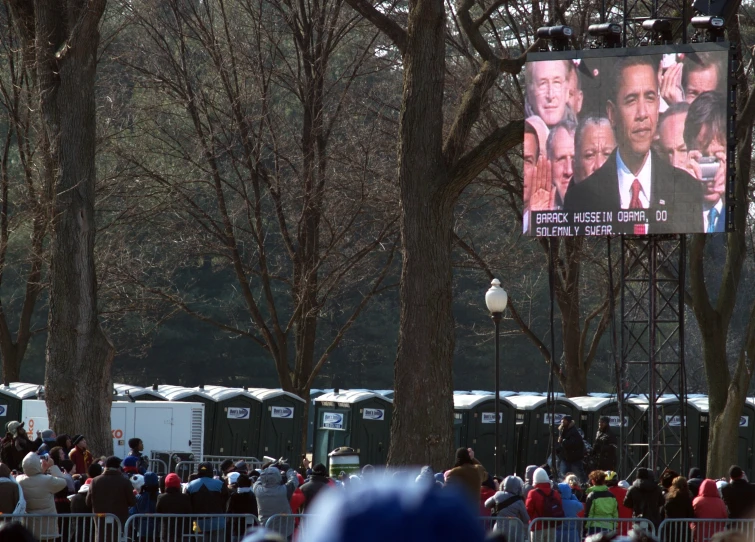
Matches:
[[227, 472, 241, 485], [533, 467, 550, 485], [305, 477, 485, 542], [312, 463, 327, 476], [164, 473, 181, 489], [237, 474, 252, 488], [143, 472, 159, 488], [131, 474, 145, 491], [122, 456, 139, 472], [41, 429, 55, 441], [71, 435, 85, 447], [197, 462, 213, 476]]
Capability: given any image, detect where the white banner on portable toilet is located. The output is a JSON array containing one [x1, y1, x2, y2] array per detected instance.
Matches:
[[741, 416, 749, 427], [608, 416, 629, 427], [271, 406, 294, 419], [543, 413, 566, 425], [322, 412, 344, 429], [227, 407, 251, 420], [665, 415, 685, 427], [363, 408, 385, 421], [481, 413, 504, 423], [0, 405, 7, 417]]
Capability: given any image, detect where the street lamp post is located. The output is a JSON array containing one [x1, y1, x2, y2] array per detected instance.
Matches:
[[485, 278, 508, 478]]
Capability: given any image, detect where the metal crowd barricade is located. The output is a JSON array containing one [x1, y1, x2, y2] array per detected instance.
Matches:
[[202, 455, 264, 471], [529, 517, 656, 542], [265, 514, 313, 540], [658, 518, 755, 542], [0, 513, 122, 542], [148, 457, 169, 475], [125, 513, 259, 542], [175, 458, 265, 481], [479, 516, 528, 541]]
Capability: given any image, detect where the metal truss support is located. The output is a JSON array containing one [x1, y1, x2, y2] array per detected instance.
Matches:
[[618, 235, 688, 479]]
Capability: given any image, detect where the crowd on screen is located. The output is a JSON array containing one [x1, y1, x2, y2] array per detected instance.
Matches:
[[522, 51, 727, 234]]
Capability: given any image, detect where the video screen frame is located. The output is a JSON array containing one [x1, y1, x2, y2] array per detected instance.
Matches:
[[522, 42, 733, 237]]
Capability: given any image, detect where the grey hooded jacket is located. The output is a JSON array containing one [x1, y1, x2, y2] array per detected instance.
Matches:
[[485, 476, 530, 542], [253, 467, 299, 536]]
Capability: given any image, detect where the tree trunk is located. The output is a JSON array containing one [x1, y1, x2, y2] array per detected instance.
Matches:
[[28, 0, 115, 456], [707, 389, 745, 478], [388, 0, 453, 469]]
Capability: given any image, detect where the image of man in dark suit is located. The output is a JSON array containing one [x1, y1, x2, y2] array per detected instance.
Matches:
[[564, 56, 703, 234]]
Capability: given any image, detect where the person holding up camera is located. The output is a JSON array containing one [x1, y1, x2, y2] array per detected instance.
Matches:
[[16, 452, 68, 540]]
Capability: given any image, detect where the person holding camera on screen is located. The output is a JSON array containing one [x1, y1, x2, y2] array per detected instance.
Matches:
[[564, 56, 703, 233], [684, 91, 727, 232]]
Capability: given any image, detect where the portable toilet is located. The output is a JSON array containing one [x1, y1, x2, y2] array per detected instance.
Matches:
[[453, 392, 517, 475], [158, 385, 216, 455], [374, 390, 394, 400], [248, 388, 305, 461], [7, 382, 43, 399], [506, 395, 579, 477], [691, 397, 755, 480], [113, 383, 166, 402], [0, 383, 39, 428], [314, 390, 392, 467], [307, 390, 329, 453], [655, 396, 702, 476], [199, 386, 263, 458]]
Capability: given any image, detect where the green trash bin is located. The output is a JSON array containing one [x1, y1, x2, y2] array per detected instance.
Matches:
[[328, 446, 360, 477]]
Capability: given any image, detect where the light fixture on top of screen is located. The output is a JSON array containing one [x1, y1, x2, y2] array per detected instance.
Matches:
[[588, 23, 622, 49], [691, 16, 726, 42], [535, 26, 573, 52], [641, 19, 674, 45]]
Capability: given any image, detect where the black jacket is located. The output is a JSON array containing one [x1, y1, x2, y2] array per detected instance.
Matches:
[[156, 489, 193, 542], [226, 489, 258, 534], [563, 149, 703, 234], [722, 479, 755, 519], [593, 428, 618, 471], [664, 492, 694, 518], [559, 424, 585, 463], [300, 474, 330, 511], [70, 491, 94, 542], [624, 478, 664, 527], [687, 468, 704, 499]]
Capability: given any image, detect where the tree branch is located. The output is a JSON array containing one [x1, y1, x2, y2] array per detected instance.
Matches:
[[342, 0, 407, 54]]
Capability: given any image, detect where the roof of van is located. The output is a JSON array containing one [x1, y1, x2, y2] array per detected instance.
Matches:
[[316, 390, 392, 404]]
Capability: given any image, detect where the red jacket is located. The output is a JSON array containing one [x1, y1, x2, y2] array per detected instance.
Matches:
[[692, 480, 728, 542], [480, 487, 496, 516], [526, 482, 563, 529], [69, 447, 93, 478], [607, 486, 632, 534]]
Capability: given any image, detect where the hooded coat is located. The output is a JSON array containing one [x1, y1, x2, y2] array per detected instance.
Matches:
[[721, 477, 755, 519], [484, 476, 530, 542], [556, 483, 584, 542], [687, 469, 704, 499], [692, 480, 728, 542], [585, 484, 618, 530], [624, 476, 664, 528], [17, 452, 67, 540], [253, 467, 299, 537]]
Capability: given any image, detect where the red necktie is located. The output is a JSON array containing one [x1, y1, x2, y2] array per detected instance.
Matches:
[[629, 179, 643, 209]]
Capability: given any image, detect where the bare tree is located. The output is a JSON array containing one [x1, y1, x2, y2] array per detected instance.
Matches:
[[8, 0, 114, 454], [0, 1, 50, 382], [109, 0, 399, 449]]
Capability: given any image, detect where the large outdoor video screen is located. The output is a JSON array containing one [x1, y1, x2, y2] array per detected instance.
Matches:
[[523, 43, 731, 236]]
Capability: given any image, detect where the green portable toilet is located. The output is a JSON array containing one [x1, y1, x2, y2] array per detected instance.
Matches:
[[158, 385, 216, 455], [691, 397, 755, 479], [0, 383, 39, 427], [248, 388, 305, 461], [307, 390, 329, 453], [113, 383, 166, 402], [654, 396, 701, 476], [454, 393, 516, 475], [506, 395, 579, 477], [202, 386, 263, 458], [314, 390, 392, 467]]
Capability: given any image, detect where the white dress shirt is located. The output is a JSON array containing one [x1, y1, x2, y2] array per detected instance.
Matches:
[[617, 150, 652, 209]]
